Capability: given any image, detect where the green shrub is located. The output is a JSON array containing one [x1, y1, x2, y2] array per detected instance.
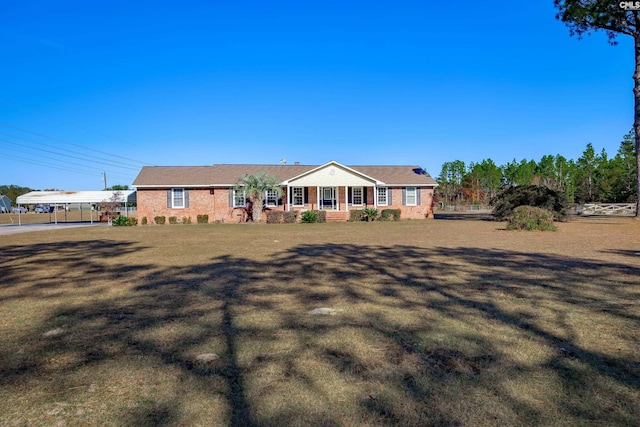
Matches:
[[141, 216, 148, 225], [380, 209, 401, 221], [490, 185, 568, 221], [112, 215, 136, 226], [169, 216, 178, 224], [182, 216, 192, 224], [154, 216, 166, 225], [301, 210, 319, 223], [362, 207, 379, 221], [197, 214, 209, 224], [349, 210, 365, 222], [506, 206, 557, 231]]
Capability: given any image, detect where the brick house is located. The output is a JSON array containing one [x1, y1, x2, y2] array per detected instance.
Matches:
[[132, 161, 438, 223]]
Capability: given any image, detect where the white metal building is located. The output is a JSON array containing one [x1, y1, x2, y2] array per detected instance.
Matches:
[[15, 190, 136, 223]]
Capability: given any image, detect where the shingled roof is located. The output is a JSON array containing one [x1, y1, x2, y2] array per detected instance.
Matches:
[[132, 162, 438, 187]]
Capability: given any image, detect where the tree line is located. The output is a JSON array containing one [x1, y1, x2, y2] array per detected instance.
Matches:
[[437, 131, 637, 207]]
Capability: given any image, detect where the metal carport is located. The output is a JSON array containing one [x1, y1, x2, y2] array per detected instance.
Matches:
[[15, 190, 136, 225]]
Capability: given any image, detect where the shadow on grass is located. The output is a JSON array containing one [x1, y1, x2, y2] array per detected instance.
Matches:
[[1, 239, 639, 425], [434, 212, 495, 221]]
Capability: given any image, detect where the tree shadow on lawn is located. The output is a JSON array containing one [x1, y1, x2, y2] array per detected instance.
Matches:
[[1, 240, 639, 426]]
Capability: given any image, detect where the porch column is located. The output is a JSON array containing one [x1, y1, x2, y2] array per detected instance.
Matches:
[[317, 186, 320, 210], [345, 186, 349, 212], [373, 185, 377, 209], [287, 184, 290, 211]]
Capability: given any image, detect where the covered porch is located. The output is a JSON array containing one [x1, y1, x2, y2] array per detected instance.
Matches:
[[283, 162, 383, 221]]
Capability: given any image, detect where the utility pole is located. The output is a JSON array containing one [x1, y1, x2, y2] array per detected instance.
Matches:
[[102, 172, 107, 190]]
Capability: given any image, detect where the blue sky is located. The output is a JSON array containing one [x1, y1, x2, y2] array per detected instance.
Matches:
[[0, 1, 633, 190]]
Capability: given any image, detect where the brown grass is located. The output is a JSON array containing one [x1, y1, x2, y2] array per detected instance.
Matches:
[[1, 215, 639, 426]]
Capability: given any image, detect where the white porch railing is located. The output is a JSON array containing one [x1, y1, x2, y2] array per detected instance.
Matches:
[[580, 203, 636, 216]]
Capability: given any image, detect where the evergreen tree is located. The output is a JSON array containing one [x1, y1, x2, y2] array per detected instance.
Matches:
[[555, 0, 640, 216]]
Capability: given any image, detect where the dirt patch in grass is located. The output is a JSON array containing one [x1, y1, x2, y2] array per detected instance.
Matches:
[[1, 216, 639, 426]]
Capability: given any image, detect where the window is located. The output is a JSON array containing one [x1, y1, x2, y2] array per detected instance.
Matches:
[[292, 187, 304, 206], [233, 189, 246, 207], [352, 187, 363, 205], [405, 187, 417, 205], [377, 188, 388, 206], [172, 189, 185, 208], [265, 189, 279, 206]]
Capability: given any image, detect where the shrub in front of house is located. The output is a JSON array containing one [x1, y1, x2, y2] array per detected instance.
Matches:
[[182, 216, 192, 224], [314, 210, 326, 223], [380, 209, 401, 221], [169, 216, 178, 224], [267, 211, 283, 224], [362, 207, 379, 221], [349, 210, 365, 222], [266, 211, 298, 223], [197, 214, 208, 224], [141, 216, 148, 225], [112, 215, 136, 226], [506, 206, 557, 231], [154, 216, 166, 225], [301, 211, 319, 223]]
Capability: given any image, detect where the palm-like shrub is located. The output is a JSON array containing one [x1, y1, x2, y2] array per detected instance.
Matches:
[[362, 207, 379, 221], [235, 172, 282, 222]]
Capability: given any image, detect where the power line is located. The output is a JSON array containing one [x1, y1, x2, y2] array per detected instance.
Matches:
[[0, 138, 141, 171], [0, 130, 144, 169], [0, 98, 154, 162], [3, 153, 132, 180], [1, 141, 136, 177], [0, 121, 154, 166]]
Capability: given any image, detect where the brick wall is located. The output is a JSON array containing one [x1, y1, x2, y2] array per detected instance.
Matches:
[[137, 185, 435, 223]]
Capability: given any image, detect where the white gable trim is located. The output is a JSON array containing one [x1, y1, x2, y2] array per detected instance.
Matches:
[[283, 160, 384, 186]]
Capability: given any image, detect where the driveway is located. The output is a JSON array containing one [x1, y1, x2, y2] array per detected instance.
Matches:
[[0, 222, 108, 236]]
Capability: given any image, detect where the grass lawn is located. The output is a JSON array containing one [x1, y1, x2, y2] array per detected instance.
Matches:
[[1, 215, 639, 426]]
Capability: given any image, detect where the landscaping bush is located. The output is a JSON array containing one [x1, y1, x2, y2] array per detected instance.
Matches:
[[266, 211, 284, 224], [169, 216, 178, 224], [197, 214, 209, 224], [265, 211, 298, 224], [182, 216, 192, 224], [507, 206, 557, 231], [301, 211, 319, 223], [111, 215, 136, 226], [380, 209, 401, 221], [362, 207, 379, 222], [349, 210, 365, 222], [141, 216, 148, 225], [154, 216, 166, 225], [490, 185, 568, 221], [314, 210, 326, 223]]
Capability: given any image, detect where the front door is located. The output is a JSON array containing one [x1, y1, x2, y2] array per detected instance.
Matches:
[[321, 187, 337, 210]]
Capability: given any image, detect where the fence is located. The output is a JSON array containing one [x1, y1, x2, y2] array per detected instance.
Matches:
[[580, 203, 636, 216]]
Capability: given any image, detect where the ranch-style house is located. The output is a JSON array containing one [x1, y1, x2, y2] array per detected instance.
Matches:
[[132, 160, 438, 223]]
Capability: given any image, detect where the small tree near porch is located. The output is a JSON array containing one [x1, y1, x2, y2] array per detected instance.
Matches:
[[235, 173, 282, 222]]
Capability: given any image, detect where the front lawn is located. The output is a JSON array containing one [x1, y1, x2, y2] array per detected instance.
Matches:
[[1, 218, 639, 426]]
